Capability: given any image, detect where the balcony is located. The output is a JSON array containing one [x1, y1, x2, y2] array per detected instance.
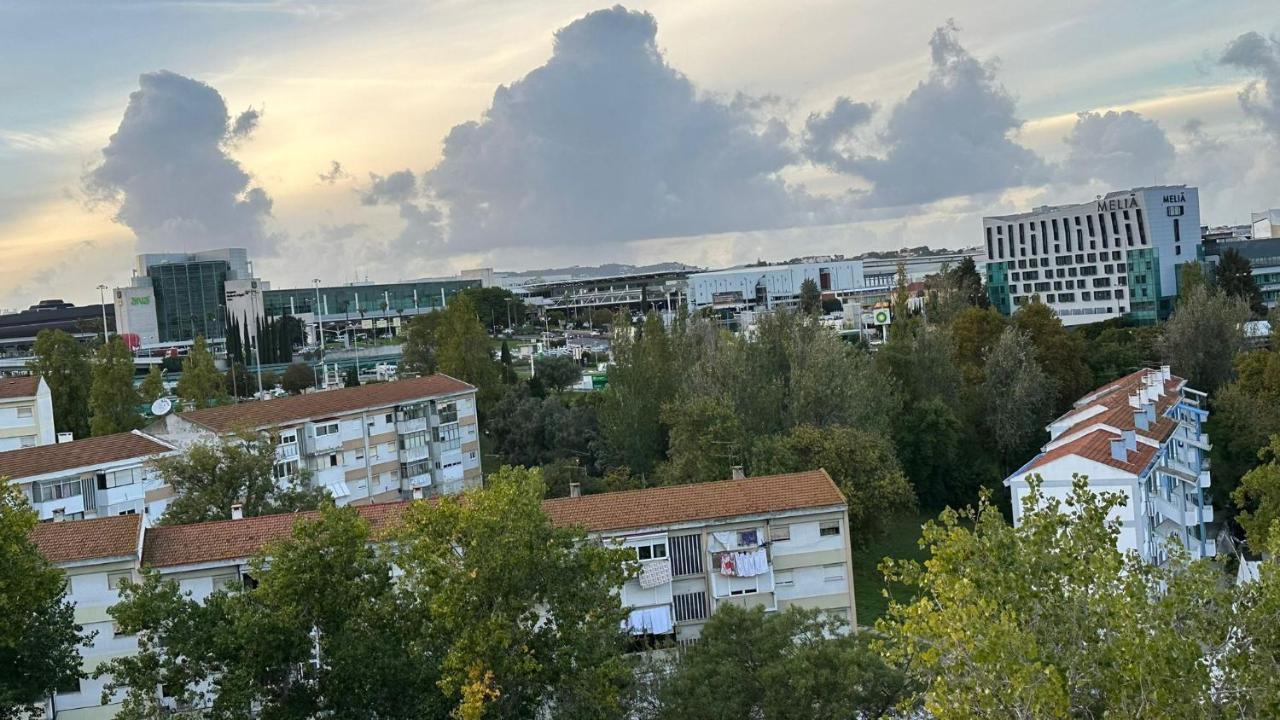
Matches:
[[715, 592, 776, 612], [396, 416, 428, 434], [1187, 433, 1212, 451], [276, 443, 299, 461], [400, 444, 430, 463], [308, 431, 342, 454], [406, 472, 431, 489]]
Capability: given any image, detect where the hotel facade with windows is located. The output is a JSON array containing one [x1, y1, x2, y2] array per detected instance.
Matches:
[[28, 469, 855, 718], [982, 185, 1200, 326], [1005, 366, 1214, 566]]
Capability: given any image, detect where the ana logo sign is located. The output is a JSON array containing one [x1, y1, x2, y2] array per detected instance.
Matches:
[[130, 296, 151, 306], [872, 308, 892, 325]]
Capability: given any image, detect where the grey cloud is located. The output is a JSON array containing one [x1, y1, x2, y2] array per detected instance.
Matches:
[[1063, 110, 1175, 187], [801, 97, 876, 173], [359, 169, 444, 254], [843, 21, 1048, 208], [318, 160, 350, 184], [361, 170, 417, 205], [230, 107, 260, 139], [83, 70, 274, 254], [420, 5, 832, 251], [1221, 32, 1280, 138]]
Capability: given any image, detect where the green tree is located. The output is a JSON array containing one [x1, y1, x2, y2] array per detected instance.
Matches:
[[436, 293, 498, 401], [590, 308, 614, 328], [460, 286, 525, 331], [1011, 301, 1092, 411], [88, 336, 142, 436], [399, 312, 440, 376], [1208, 349, 1280, 511], [223, 361, 254, 399], [152, 432, 327, 525], [983, 327, 1054, 473], [878, 477, 1229, 719], [1233, 434, 1280, 551], [26, 329, 91, 439], [138, 365, 165, 404], [599, 313, 677, 478], [1216, 247, 1266, 316], [949, 306, 1007, 385], [499, 340, 517, 384], [750, 424, 915, 543], [892, 261, 911, 327], [281, 362, 314, 395], [534, 355, 581, 392], [485, 385, 599, 471], [1179, 261, 1208, 302], [1159, 284, 1249, 394], [1081, 322, 1159, 386], [394, 466, 634, 719], [798, 278, 822, 315], [0, 485, 88, 718], [654, 395, 745, 486], [99, 502, 437, 720], [657, 605, 911, 720], [175, 335, 225, 408], [343, 365, 360, 388], [947, 255, 988, 309]]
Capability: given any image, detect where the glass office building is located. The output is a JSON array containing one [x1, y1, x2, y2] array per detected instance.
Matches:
[[263, 280, 480, 322], [149, 260, 231, 343]]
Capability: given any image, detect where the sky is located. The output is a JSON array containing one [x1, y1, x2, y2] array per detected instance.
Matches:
[[1, 0, 1278, 309]]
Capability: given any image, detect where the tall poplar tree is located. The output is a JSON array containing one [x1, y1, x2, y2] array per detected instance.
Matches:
[[89, 337, 142, 436], [26, 329, 91, 439], [176, 336, 225, 408]]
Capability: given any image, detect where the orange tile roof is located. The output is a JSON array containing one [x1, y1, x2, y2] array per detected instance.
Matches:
[[136, 470, 845, 568], [0, 431, 173, 481], [0, 375, 39, 399], [178, 374, 475, 432], [1023, 429, 1159, 476], [30, 514, 141, 564]]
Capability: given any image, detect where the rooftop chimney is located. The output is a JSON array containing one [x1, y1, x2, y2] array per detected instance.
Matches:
[[1160, 364, 1171, 381], [569, 481, 582, 498], [1134, 408, 1150, 431], [731, 465, 746, 480], [1110, 439, 1128, 462], [1128, 393, 1141, 409], [52, 508, 66, 522], [230, 503, 244, 521], [411, 487, 424, 501], [1122, 429, 1137, 452]]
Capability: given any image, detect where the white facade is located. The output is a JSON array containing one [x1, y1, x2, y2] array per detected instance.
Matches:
[[112, 285, 160, 347], [688, 260, 866, 311], [983, 185, 1200, 326], [0, 376, 55, 451]]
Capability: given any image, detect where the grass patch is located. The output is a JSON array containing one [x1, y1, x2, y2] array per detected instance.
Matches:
[[852, 511, 933, 627]]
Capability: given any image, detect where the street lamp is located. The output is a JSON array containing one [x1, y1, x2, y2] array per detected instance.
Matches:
[[249, 288, 264, 396], [96, 284, 110, 342], [313, 278, 325, 383]]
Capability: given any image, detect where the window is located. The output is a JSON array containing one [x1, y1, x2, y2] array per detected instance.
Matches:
[[1095, 290, 1112, 300], [1011, 272, 1020, 281], [108, 571, 133, 590], [33, 477, 81, 503], [823, 563, 846, 582], [435, 424, 461, 451], [314, 422, 339, 437], [1081, 292, 1092, 301], [112, 621, 133, 637], [401, 430, 430, 450], [673, 591, 709, 622], [669, 534, 703, 576], [118, 509, 137, 515], [211, 574, 240, 593], [819, 520, 841, 537], [399, 402, 429, 421], [635, 540, 668, 561], [1167, 205, 1184, 217], [279, 430, 298, 445], [437, 401, 458, 425], [328, 453, 339, 467], [737, 528, 760, 546], [16, 405, 32, 419], [56, 675, 81, 695], [768, 524, 790, 542], [354, 450, 365, 463], [99, 467, 144, 490], [775, 569, 795, 587], [401, 459, 431, 478], [273, 460, 298, 481], [385, 413, 393, 424], [1059, 292, 1076, 302]]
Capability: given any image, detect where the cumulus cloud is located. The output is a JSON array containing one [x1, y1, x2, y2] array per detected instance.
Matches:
[[801, 97, 876, 174], [318, 160, 350, 184], [359, 170, 444, 254], [83, 70, 274, 254], [836, 21, 1047, 208], [361, 170, 418, 205], [1221, 31, 1280, 138], [418, 5, 831, 251], [230, 107, 260, 139], [1063, 110, 1175, 187]]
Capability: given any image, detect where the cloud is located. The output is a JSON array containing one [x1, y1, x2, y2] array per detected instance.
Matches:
[[83, 70, 275, 254], [361, 169, 418, 205], [838, 21, 1048, 208], [230, 107, 260, 139], [1221, 31, 1280, 138], [317, 160, 350, 184], [1063, 110, 1175, 187], [359, 170, 444, 254], [418, 5, 831, 251], [801, 97, 876, 174]]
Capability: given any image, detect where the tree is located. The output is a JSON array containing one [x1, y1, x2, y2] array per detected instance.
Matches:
[[892, 261, 911, 326], [435, 294, 498, 400], [1012, 301, 1092, 411], [399, 313, 440, 376], [1216, 247, 1265, 316], [499, 340, 517, 384], [460, 286, 525, 331], [654, 395, 745, 486], [657, 605, 911, 720], [138, 365, 165, 404], [343, 365, 360, 388], [88, 336, 142, 436], [590, 308, 614, 328], [983, 327, 1054, 472], [750, 424, 915, 543], [1081, 322, 1159, 386], [151, 433, 327, 525], [1209, 349, 1280, 511], [949, 306, 1007, 385], [281, 362, 314, 395], [223, 361, 254, 399], [534, 355, 581, 392], [799, 278, 822, 316], [1179, 262, 1208, 302], [393, 467, 634, 719], [947, 255, 988, 309], [485, 384, 599, 472], [0, 485, 87, 718], [1233, 434, 1280, 552], [175, 336, 225, 409], [599, 313, 677, 478], [26, 329, 91, 439], [1159, 284, 1249, 394], [878, 477, 1231, 719], [99, 502, 438, 720]]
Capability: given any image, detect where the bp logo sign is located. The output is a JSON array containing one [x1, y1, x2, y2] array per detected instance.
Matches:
[[872, 308, 891, 325]]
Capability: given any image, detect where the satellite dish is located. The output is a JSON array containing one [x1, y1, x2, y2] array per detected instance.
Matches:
[[151, 398, 173, 416]]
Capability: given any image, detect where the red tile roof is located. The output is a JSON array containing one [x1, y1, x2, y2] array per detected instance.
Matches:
[[178, 374, 475, 432], [30, 514, 141, 564], [1023, 429, 1159, 476], [136, 470, 845, 568], [0, 431, 173, 481], [0, 375, 39, 399]]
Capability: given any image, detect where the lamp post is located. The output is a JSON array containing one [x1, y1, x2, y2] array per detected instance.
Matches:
[[96, 284, 110, 342], [313, 278, 325, 382], [249, 288, 264, 396]]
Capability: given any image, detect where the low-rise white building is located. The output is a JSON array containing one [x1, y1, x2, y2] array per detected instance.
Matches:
[[688, 259, 866, 313], [1006, 366, 1213, 565], [31, 469, 856, 717], [0, 375, 56, 450]]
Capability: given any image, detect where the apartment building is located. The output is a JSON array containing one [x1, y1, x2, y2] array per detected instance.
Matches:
[[0, 430, 176, 522], [152, 374, 482, 502], [1005, 366, 1213, 565], [29, 469, 854, 718], [983, 185, 1200, 325], [0, 375, 56, 450]]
